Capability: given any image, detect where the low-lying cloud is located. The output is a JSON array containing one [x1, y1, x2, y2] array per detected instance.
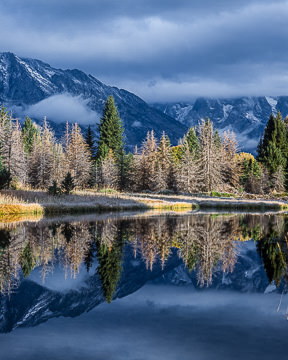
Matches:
[[27, 94, 100, 125]]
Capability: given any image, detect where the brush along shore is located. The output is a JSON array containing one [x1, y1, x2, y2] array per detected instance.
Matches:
[[0, 190, 288, 218]]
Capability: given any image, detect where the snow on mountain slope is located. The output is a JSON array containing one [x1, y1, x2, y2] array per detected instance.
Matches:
[[153, 96, 288, 152], [0, 52, 187, 148]]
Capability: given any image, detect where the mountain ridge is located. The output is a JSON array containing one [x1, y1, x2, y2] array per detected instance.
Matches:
[[0, 52, 187, 148], [1, 52, 288, 151], [152, 96, 288, 152]]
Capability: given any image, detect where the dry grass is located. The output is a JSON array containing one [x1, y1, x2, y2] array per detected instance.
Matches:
[[1, 189, 287, 220], [0, 189, 195, 218]]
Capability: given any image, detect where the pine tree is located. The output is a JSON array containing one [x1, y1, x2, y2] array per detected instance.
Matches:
[[96, 95, 124, 162], [240, 158, 262, 194], [0, 155, 11, 189], [0, 106, 13, 187], [85, 125, 96, 159], [185, 127, 199, 155], [257, 112, 288, 175], [61, 172, 75, 194], [213, 129, 222, 149], [22, 116, 38, 154]]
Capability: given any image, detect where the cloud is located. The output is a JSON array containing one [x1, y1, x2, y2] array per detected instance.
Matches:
[[27, 94, 100, 125], [0, 1, 288, 101]]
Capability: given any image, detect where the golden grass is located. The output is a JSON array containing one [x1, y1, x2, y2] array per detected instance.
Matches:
[[1, 189, 288, 220], [0, 203, 43, 215]]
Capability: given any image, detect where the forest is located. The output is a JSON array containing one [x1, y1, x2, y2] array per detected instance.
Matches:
[[0, 95, 287, 197]]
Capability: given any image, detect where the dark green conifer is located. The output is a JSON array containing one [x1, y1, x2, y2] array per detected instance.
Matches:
[[185, 127, 199, 155], [213, 129, 222, 148], [96, 95, 124, 162], [0, 155, 11, 189], [61, 172, 75, 194], [22, 116, 38, 154], [257, 112, 288, 173], [85, 125, 95, 159]]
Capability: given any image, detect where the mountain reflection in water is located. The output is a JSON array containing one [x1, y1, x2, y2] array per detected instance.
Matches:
[[0, 212, 288, 332]]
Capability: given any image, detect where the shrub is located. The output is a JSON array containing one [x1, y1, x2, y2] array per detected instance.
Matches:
[[48, 180, 62, 196], [61, 172, 75, 195], [0, 167, 11, 190]]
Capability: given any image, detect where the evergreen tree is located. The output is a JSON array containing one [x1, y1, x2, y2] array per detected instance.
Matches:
[[240, 158, 262, 193], [185, 127, 199, 155], [257, 112, 288, 175], [48, 180, 61, 196], [22, 116, 38, 154], [85, 125, 96, 159], [96, 95, 124, 162], [61, 172, 75, 194], [0, 155, 11, 189], [213, 129, 222, 149], [0, 106, 13, 187]]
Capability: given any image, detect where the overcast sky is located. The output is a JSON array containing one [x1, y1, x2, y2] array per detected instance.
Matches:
[[0, 0, 288, 102]]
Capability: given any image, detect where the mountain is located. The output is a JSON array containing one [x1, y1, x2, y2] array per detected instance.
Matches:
[[0, 52, 187, 148], [1, 52, 288, 153], [152, 96, 288, 152]]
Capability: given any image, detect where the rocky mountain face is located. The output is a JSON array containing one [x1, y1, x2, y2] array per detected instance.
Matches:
[[152, 96, 288, 152], [0, 241, 273, 333], [0, 52, 187, 148], [1, 51, 288, 153]]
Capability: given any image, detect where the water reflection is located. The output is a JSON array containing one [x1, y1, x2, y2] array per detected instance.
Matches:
[[0, 213, 288, 302]]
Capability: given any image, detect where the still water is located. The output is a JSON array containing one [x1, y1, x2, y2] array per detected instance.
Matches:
[[0, 211, 287, 359]]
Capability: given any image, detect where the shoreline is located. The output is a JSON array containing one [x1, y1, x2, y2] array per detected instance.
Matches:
[[0, 190, 288, 219]]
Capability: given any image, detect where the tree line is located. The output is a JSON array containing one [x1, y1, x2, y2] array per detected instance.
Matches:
[[0, 95, 287, 195]]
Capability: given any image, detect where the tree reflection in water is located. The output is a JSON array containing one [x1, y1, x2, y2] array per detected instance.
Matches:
[[0, 213, 288, 302]]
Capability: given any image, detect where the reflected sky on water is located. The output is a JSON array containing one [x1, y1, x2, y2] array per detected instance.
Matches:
[[0, 212, 288, 359]]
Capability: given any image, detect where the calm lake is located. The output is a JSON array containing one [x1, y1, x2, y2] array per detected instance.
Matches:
[[0, 211, 287, 359]]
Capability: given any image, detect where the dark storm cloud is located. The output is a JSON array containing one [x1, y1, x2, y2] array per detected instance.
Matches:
[[0, 0, 287, 101]]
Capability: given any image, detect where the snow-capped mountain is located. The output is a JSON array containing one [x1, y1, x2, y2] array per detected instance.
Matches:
[[153, 96, 288, 152], [0, 52, 187, 148], [1, 52, 288, 152]]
